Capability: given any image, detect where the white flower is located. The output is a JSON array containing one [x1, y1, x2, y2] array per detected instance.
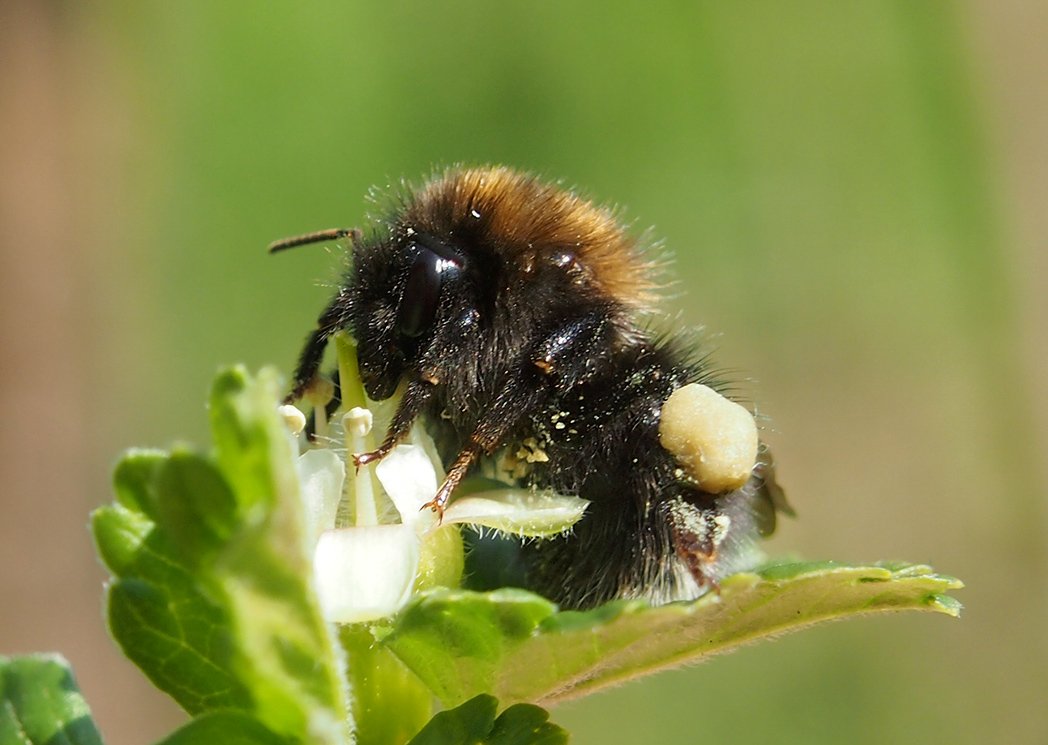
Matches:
[[291, 406, 589, 624]]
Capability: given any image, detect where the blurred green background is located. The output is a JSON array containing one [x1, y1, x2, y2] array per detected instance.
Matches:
[[2, 2, 1045, 743]]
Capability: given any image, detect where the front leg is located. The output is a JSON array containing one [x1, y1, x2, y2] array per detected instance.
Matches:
[[285, 290, 352, 404], [424, 308, 617, 516], [353, 377, 436, 467], [278, 229, 362, 404]]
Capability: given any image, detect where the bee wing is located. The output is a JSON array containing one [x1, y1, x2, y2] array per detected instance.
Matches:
[[751, 444, 793, 537]]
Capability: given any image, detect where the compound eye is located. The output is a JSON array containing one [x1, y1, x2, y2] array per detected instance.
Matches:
[[397, 244, 461, 338]]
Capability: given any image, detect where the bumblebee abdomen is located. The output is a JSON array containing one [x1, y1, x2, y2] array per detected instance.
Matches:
[[489, 334, 777, 609]]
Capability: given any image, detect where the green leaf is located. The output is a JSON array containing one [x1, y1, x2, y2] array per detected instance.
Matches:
[[385, 562, 962, 707], [0, 654, 104, 745], [204, 369, 347, 740], [92, 367, 350, 744], [153, 711, 290, 745], [112, 450, 167, 518], [154, 451, 239, 567], [103, 572, 250, 715], [407, 695, 567, 745], [485, 704, 567, 745], [95, 456, 257, 715], [338, 627, 434, 745], [407, 695, 497, 745]]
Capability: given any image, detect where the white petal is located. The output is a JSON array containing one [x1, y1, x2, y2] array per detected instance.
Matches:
[[297, 449, 345, 547], [443, 488, 589, 538], [313, 525, 419, 623], [374, 444, 439, 531]]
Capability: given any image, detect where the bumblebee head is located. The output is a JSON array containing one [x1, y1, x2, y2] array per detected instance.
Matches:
[[349, 228, 472, 400]]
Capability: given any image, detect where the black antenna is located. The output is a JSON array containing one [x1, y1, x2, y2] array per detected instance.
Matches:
[[267, 228, 359, 254]]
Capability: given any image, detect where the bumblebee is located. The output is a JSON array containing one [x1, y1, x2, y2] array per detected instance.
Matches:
[[271, 166, 788, 609]]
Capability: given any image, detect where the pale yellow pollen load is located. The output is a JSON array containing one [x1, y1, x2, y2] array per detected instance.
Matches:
[[658, 383, 759, 493]]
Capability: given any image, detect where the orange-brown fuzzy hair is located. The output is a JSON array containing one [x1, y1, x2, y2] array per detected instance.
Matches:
[[387, 166, 665, 313]]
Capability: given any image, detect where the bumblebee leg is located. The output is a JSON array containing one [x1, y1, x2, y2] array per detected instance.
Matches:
[[421, 443, 482, 519], [352, 377, 436, 467], [286, 290, 351, 403], [663, 495, 720, 592]]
